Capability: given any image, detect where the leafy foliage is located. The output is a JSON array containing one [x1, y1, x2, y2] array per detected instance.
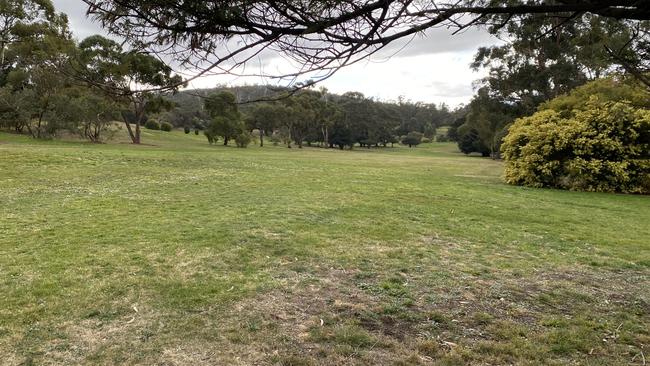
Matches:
[[160, 121, 173, 132], [204, 91, 244, 146], [234, 131, 252, 148], [76, 35, 182, 144], [503, 82, 650, 193], [401, 131, 423, 148], [144, 120, 160, 130]]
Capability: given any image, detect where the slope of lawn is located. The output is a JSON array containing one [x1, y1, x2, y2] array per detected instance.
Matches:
[[1, 130, 648, 365]]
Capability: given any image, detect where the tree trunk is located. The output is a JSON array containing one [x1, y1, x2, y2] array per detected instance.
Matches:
[[224, 137, 229, 146], [36, 111, 44, 139], [321, 126, 331, 147], [0, 43, 5, 66], [121, 112, 137, 143], [134, 121, 141, 144], [130, 98, 145, 144], [259, 129, 264, 147]]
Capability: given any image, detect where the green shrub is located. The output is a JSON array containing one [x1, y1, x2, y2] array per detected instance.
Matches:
[[144, 120, 160, 130], [194, 129, 200, 135], [401, 131, 423, 148], [502, 98, 650, 193], [204, 130, 217, 145], [235, 131, 252, 148], [184, 126, 191, 134], [421, 137, 431, 143], [160, 122, 173, 132], [458, 126, 489, 156]]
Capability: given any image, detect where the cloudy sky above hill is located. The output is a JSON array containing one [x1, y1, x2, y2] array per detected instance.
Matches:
[[53, 0, 499, 107]]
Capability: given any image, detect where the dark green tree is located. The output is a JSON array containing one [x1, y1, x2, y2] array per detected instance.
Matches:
[[0, 0, 76, 138], [77, 35, 182, 144], [471, 13, 636, 115], [401, 131, 423, 148], [245, 102, 284, 147], [204, 91, 244, 146]]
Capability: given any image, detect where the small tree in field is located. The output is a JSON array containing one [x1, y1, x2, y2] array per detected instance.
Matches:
[[144, 120, 160, 130], [204, 91, 244, 146], [245, 103, 284, 147], [401, 131, 423, 148], [63, 90, 118, 142], [160, 122, 173, 132], [235, 131, 252, 148]]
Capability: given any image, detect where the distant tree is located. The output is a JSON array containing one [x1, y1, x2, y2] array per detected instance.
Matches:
[[446, 113, 467, 142], [245, 102, 284, 147], [204, 130, 217, 145], [144, 120, 160, 130], [472, 13, 638, 116], [329, 120, 353, 149], [281, 91, 320, 148], [401, 131, 423, 148], [457, 128, 489, 157], [275, 126, 292, 148], [234, 131, 252, 148], [0, 0, 62, 70], [204, 91, 244, 146], [160, 121, 173, 132]]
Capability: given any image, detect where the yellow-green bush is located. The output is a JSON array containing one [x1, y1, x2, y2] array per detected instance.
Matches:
[[502, 98, 650, 193]]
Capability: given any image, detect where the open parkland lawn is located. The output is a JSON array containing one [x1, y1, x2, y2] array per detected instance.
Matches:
[[0, 130, 648, 365]]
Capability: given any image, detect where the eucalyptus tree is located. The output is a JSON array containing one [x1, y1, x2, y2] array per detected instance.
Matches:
[[0, 0, 74, 138], [0, 0, 61, 69], [282, 91, 318, 149], [77, 35, 182, 144], [471, 13, 639, 114], [204, 91, 244, 146], [245, 102, 284, 147]]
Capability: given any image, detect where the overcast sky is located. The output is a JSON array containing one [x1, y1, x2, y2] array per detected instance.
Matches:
[[54, 0, 500, 107]]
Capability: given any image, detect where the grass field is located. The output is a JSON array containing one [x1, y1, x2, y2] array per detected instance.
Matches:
[[1, 130, 649, 365]]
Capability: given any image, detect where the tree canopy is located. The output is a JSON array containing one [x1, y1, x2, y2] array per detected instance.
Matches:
[[80, 0, 650, 89], [76, 34, 184, 143]]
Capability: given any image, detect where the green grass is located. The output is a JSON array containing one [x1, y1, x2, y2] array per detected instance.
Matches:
[[1, 130, 648, 365]]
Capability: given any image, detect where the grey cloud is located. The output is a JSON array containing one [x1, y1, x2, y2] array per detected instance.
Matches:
[[425, 81, 474, 98], [379, 27, 498, 58]]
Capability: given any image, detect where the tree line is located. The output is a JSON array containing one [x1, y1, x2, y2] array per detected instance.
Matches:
[[160, 86, 452, 149], [0, 0, 454, 148]]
